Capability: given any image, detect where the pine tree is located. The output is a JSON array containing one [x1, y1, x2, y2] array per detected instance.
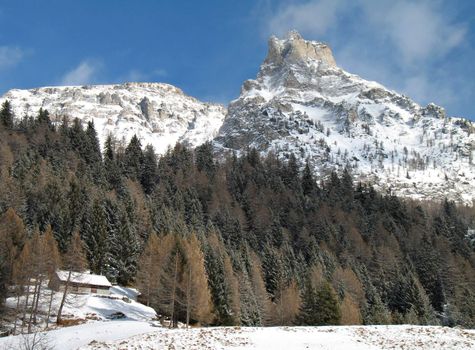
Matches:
[[124, 134, 143, 179], [82, 201, 109, 274], [37, 108, 51, 127], [298, 277, 318, 325], [205, 232, 240, 325], [0, 100, 14, 128], [366, 293, 392, 325], [109, 211, 140, 285], [314, 281, 341, 325], [249, 252, 272, 325], [141, 144, 158, 194], [302, 160, 314, 196], [84, 121, 102, 164], [195, 141, 215, 177]]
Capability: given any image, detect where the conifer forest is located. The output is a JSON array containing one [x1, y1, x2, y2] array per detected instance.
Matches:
[[0, 102, 474, 330]]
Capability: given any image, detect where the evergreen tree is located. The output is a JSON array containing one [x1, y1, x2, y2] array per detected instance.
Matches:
[[123, 134, 143, 179], [82, 201, 109, 274], [302, 160, 314, 196], [298, 277, 318, 325], [0, 100, 14, 128], [37, 108, 51, 127], [195, 141, 215, 177], [314, 281, 341, 325], [141, 144, 158, 194], [84, 121, 102, 164], [204, 232, 240, 325], [109, 211, 140, 285]]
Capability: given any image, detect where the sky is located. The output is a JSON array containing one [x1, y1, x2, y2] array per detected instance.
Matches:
[[0, 0, 474, 120]]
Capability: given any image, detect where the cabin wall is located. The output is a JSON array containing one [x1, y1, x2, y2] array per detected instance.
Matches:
[[48, 279, 110, 295]]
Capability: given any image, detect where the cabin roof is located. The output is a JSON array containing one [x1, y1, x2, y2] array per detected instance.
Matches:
[[55, 270, 112, 288]]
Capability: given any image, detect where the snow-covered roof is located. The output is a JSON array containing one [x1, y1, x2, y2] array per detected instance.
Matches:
[[55, 270, 112, 288]]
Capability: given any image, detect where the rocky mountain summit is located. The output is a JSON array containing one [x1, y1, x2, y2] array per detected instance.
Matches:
[[215, 31, 475, 204], [1, 82, 226, 154], [1, 31, 474, 203]]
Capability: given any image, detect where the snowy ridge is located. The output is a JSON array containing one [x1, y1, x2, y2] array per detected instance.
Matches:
[[1, 82, 226, 154], [215, 31, 475, 204], [1, 31, 475, 203]]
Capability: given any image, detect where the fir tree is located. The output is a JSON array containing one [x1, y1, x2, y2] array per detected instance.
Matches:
[[82, 201, 109, 274], [314, 281, 341, 325], [141, 144, 158, 194], [302, 160, 314, 196], [0, 100, 14, 128], [109, 211, 140, 285]]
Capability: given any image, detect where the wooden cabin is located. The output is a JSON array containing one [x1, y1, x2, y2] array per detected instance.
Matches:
[[49, 270, 112, 295]]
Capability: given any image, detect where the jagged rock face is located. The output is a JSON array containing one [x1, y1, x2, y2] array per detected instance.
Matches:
[[1, 82, 226, 154], [265, 30, 336, 67], [215, 31, 475, 204], [2, 32, 474, 204]]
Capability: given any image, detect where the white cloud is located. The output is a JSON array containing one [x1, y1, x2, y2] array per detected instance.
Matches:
[[262, 0, 469, 115], [60, 60, 100, 85], [360, 0, 467, 63], [0, 46, 24, 70], [267, 0, 345, 37], [265, 0, 466, 63]]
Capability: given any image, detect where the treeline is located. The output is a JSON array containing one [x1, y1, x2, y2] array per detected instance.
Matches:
[[0, 101, 474, 329]]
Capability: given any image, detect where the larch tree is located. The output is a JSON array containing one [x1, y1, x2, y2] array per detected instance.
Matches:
[[270, 279, 301, 326], [182, 233, 212, 327], [43, 226, 61, 329], [135, 233, 161, 307], [12, 239, 33, 334], [0, 208, 26, 295]]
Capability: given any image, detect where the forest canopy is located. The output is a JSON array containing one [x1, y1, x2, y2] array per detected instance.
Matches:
[[0, 102, 474, 329]]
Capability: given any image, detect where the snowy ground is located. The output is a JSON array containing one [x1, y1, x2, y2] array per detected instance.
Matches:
[[0, 284, 158, 349], [0, 320, 156, 350], [2, 284, 474, 349], [1, 323, 474, 349], [4, 285, 156, 324], [80, 326, 475, 350]]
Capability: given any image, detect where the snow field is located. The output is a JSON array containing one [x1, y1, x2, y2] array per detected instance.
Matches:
[[80, 325, 475, 350]]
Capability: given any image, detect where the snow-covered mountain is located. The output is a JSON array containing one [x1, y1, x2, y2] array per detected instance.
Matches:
[[1, 31, 474, 203], [1, 83, 226, 154], [215, 31, 475, 204]]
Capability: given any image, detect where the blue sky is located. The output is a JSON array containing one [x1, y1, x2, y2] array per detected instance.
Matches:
[[0, 0, 474, 119]]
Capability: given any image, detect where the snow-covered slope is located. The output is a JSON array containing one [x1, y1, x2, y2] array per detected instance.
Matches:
[[4, 284, 156, 324], [1, 324, 473, 350], [1, 83, 226, 154], [215, 31, 475, 204], [1, 31, 474, 203], [83, 325, 475, 350], [0, 321, 157, 350]]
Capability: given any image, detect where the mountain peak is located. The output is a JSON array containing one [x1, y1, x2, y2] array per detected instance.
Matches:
[[265, 30, 336, 67]]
